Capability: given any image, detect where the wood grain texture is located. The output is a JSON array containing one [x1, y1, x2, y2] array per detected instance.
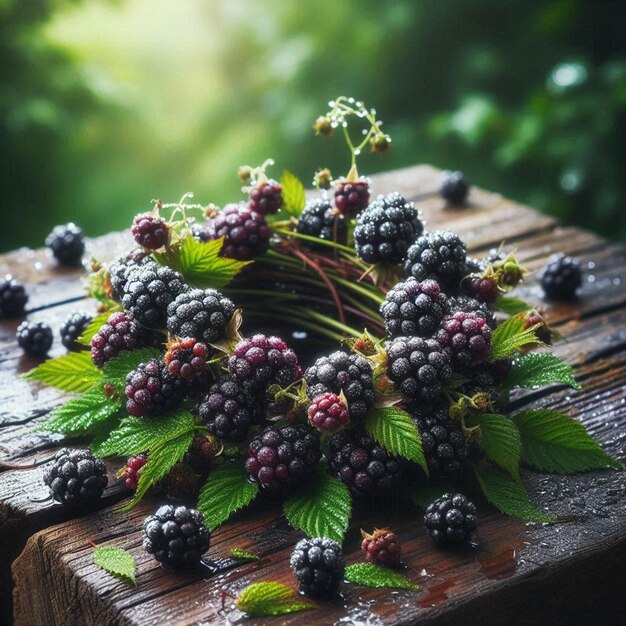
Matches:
[[2, 165, 626, 626]]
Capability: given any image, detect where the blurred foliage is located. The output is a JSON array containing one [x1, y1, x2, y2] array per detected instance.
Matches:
[[1, 0, 625, 251]]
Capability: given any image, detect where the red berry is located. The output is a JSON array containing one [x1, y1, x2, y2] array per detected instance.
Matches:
[[334, 178, 370, 218], [124, 453, 148, 490], [437, 311, 492, 369], [464, 275, 499, 303], [361, 528, 402, 568], [307, 392, 350, 432], [248, 180, 283, 216], [213, 203, 270, 260], [164, 337, 210, 382], [131, 213, 169, 249]]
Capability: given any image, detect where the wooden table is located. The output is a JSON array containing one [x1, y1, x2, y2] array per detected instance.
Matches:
[[1, 165, 625, 626]]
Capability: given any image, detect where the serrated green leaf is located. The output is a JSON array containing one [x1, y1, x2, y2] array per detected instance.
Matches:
[[120, 430, 194, 510], [236, 582, 316, 617], [280, 170, 306, 217], [345, 563, 417, 590], [101, 347, 163, 389], [490, 314, 542, 360], [505, 353, 581, 391], [494, 296, 533, 315], [93, 546, 137, 586], [474, 463, 554, 522], [40, 386, 122, 435], [23, 351, 101, 393], [513, 409, 623, 473], [283, 464, 351, 543], [365, 406, 427, 474], [93, 409, 196, 457], [230, 547, 259, 561], [77, 311, 119, 347], [197, 462, 259, 531], [474, 413, 521, 481]]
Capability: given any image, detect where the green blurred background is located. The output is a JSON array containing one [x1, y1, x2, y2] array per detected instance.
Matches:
[[2, 0, 625, 252]]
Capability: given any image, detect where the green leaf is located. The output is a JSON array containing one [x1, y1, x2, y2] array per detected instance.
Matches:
[[102, 347, 162, 389], [197, 463, 259, 531], [121, 430, 194, 510], [93, 546, 137, 586], [344, 563, 417, 590], [490, 314, 542, 360], [23, 351, 101, 393], [513, 409, 623, 473], [470, 413, 521, 482], [365, 406, 427, 474], [230, 547, 259, 561], [494, 296, 533, 315], [155, 236, 250, 289], [474, 463, 554, 522], [505, 353, 581, 391], [236, 582, 316, 617], [280, 170, 306, 217], [93, 409, 196, 457], [76, 311, 118, 347], [283, 464, 351, 543], [40, 386, 122, 435]]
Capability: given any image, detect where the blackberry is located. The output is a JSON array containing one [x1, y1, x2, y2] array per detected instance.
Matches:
[[439, 170, 470, 205], [245, 424, 321, 494], [125, 358, 188, 417], [462, 274, 499, 304], [380, 278, 448, 338], [17, 321, 53, 357], [43, 448, 108, 507], [334, 177, 370, 218], [464, 256, 483, 275], [447, 294, 496, 329], [213, 203, 270, 260], [404, 231, 467, 288], [45, 223, 85, 266], [386, 336, 452, 401], [142, 504, 210, 569], [191, 221, 215, 242], [361, 528, 402, 568], [0, 275, 28, 318], [305, 351, 375, 420], [409, 403, 467, 478], [123, 262, 187, 328], [60, 311, 93, 351], [458, 367, 500, 412], [131, 213, 169, 249], [290, 537, 344, 598], [307, 392, 350, 432], [540, 253, 582, 300], [198, 377, 254, 442], [424, 492, 477, 546], [248, 179, 283, 216], [296, 198, 348, 247], [91, 311, 162, 367], [327, 427, 401, 497], [185, 434, 220, 475], [108, 249, 152, 300], [354, 192, 423, 265], [436, 311, 492, 369], [123, 453, 148, 490], [163, 337, 210, 383], [167, 288, 235, 345], [228, 334, 301, 396], [161, 463, 198, 500], [522, 309, 553, 346]]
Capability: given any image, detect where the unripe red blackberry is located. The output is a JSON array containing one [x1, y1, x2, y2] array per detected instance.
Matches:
[[424, 492, 477, 546], [448, 294, 496, 329], [60, 311, 93, 351], [439, 170, 470, 205], [17, 321, 53, 357], [361, 528, 402, 568], [436, 311, 492, 369], [45, 223, 85, 266], [248, 179, 283, 216], [131, 213, 169, 249], [0, 275, 28, 318], [404, 231, 467, 288], [213, 203, 270, 260], [334, 177, 370, 218], [463, 274, 499, 304], [307, 392, 350, 432], [163, 337, 210, 383], [123, 453, 148, 490]]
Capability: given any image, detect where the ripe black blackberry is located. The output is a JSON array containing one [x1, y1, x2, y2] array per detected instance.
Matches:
[[361, 528, 402, 568], [409, 403, 468, 478], [198, 377, 254, 442], [43, 448, 108, 507], [305, 351, 375, 420], [17, 321, 53, 357], [354, 192, 423, 264], [60, 311, 93, 351], [213, 203, 270, 260], [228, 334, 301, 396], [167, 288, 235, 345], [436, 311, 492, 369], [540, 253, 582, 300], [123, 262, 187, 328], [296, 198, 348, 247], [439, 170, 470, 205], [125, 358, 188, 417], [0, 275, 28, 318], [458, 367, 500, 412], [142, 504, 210, 569], [380, 278, 448, 338], [109, 249, 151, 300], [447, 294, 496, 329], [327, 427, 401, 497], [334, 177, 370, 218], [131, 212, 169, 249], [248, 179, 283, 216], [163, 337, 210, 383], [386, 336, 452, 401], [404, 231, 467, 288], [424, 492, 477, 546], [245, 424, 321, 494], [290, 537, 345, 598], [45, 223, 85, 266], [307, 392, 350, 432], [123, 453, 148, 490]]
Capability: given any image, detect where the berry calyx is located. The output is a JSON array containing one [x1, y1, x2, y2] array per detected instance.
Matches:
[[307, 392, 350, 432], [361, 528, 402, 568]]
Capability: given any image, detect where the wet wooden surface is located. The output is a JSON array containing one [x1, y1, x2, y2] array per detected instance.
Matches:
[[1, 164, 625, 626]]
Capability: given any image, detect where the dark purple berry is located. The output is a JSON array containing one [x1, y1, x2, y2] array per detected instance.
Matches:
[[131, 213, 169, 249]]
